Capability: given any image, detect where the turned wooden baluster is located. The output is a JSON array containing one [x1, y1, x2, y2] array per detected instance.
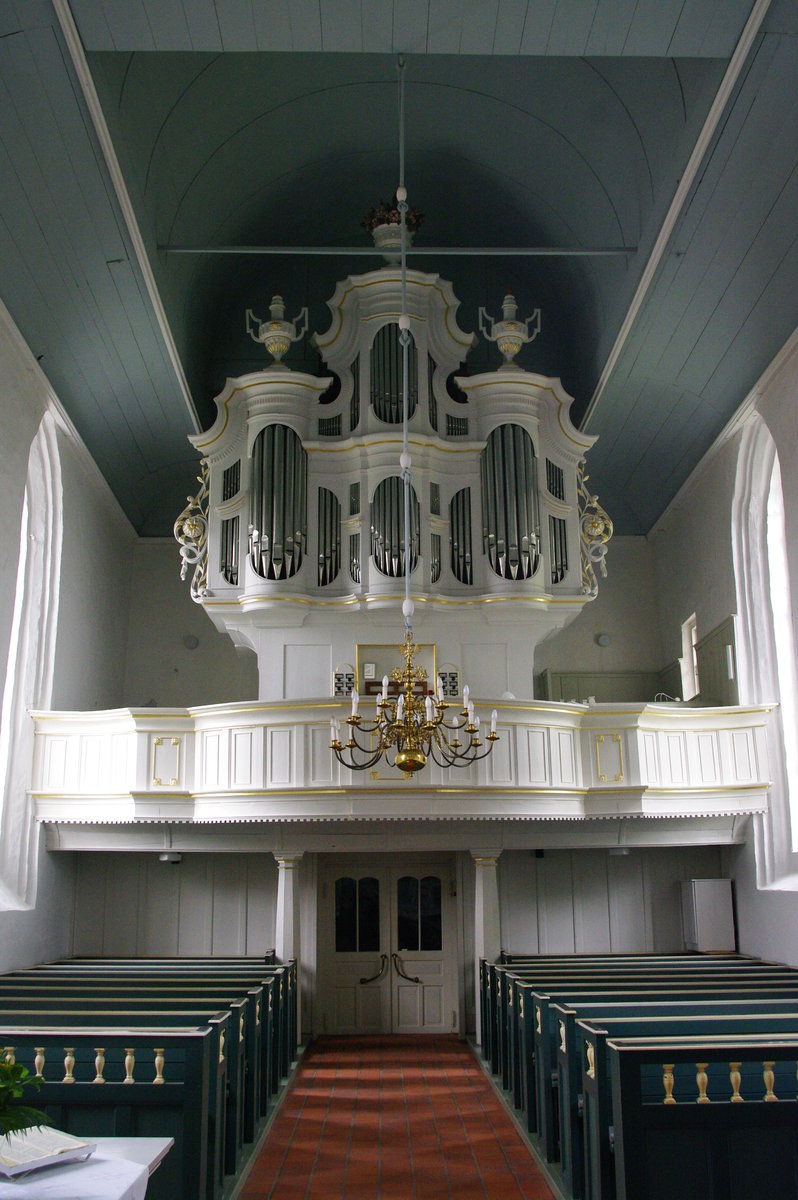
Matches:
[[153, 1048, 165, 1085], [34, 1048, 45, 1079], [662, 1064, 676, 1104], [729, 1062, 743, 1102], [696, 1063, 710, 1103], [63, 1048, 75, 1083], [93, 1048, 105, 1084], [3, 1047, 15, 1066], [763, 1061, 777, 1101], [124, 1049, 136, 1084]]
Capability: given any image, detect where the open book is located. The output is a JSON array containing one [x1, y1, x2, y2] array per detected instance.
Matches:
[[0, 1128, 96, 1177]]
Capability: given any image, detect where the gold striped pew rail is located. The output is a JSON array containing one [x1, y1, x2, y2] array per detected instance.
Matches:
[[0, 1028, 212, 1200], [0, 955, 296, 1200], [477, 953, 798, 1200], [607, 1035, 798, 1200]]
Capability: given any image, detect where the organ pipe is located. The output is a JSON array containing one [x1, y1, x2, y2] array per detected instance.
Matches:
[[370, 476, 420, 578], [480, 424, 540, 580], [317, 487, 341, 586], [449, 488, 473, 584], [249, 424, 307, 580], [370, 324, 418, 423]]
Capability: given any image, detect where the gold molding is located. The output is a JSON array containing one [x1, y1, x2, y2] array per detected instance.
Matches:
[[152, 736, 181, 787], [595, 732, 624, 783]]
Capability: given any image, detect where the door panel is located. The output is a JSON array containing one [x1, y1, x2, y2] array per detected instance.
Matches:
[[317, 856, 458, 1035]]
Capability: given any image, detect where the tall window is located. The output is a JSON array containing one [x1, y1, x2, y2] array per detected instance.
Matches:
[[765, 456, 798, 845], [0, 413, 62, 906], [680, 613, 700, 700]]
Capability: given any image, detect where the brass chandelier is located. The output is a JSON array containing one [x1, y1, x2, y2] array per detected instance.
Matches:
[[330, 57, 499, 778]]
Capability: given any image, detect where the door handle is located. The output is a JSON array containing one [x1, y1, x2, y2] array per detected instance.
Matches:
[[392, 952, 421, 983], [360, 953, 388, 985]]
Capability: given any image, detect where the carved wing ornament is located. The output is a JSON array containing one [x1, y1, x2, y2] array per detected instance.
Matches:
[[174, 459, 210, 603], [577, 458, 613, 597]]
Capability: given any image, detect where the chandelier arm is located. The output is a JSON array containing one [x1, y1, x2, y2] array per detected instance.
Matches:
[[334, 745, 385, 771], [345, 724, 384, 754]]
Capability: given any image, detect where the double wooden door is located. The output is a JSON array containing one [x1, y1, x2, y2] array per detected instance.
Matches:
[[317, 857, 459, 1035]]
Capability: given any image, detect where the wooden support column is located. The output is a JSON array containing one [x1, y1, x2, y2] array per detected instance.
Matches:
[[471, 849, 502, 1046], [274, 852, 304, 1042]]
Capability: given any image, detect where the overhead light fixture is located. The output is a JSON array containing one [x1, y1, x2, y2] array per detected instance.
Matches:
[[331, 57, 499, 778]]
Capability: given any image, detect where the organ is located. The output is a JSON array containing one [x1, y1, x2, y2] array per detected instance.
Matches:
[[175, 263, 612, 701]]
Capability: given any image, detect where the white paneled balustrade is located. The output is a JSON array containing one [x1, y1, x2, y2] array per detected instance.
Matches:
[[30, 700, 771, 827]]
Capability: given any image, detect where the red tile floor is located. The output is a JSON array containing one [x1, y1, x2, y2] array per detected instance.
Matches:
[[239, 1035, 557, 1199]]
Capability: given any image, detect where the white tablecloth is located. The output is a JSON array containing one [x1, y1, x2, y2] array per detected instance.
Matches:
[[0, 1154, 148, 1200]]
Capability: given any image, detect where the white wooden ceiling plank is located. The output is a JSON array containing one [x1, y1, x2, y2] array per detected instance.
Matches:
[[251, 0, 295, 49], [426, 0, 462, 53], [16, 0, 57, 26], [698, 0, 753, 57], [180, 0, 224, 49], [143, 0, 193, 51], [584, 0, 636, 55], [492, 0, 527, 54], [458, 0, 500, 54], [392, 0, 429, 53], [547, 0, 598, 55], [518, 0, 556, 53], [61, 1, 114, 49], [0, 215, 148, 509], [667, 0, 719, 57], [362, 0, 393, 50], [320, 0, 362, 51], [104, 258, 184, 443], [680, 178, 798, 396], [286, 0, 322, 49], [702, 238, 798, 408], [101, 0, 156, 50], [622, 0, 683, 56], [214, 0, 258, 49], [17, 28, 129, 260]]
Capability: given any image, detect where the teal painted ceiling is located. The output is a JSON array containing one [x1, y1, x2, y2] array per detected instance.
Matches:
[[1, 1, 797, 536]]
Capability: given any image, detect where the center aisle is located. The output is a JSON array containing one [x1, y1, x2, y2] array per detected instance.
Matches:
[[239, 1035, 555, 1200]]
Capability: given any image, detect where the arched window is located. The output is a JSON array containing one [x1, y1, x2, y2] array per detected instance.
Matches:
[[0, 413, 62, 907], [733, 414, 798, 885]]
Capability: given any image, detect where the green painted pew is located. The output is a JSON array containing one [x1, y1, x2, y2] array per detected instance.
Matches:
[[0, 975, 271, 1137], [0, 986, 257, 1175], [0, 1005, 231, 1198], [559, 1008, 798, 1200], [607, 1035, 798, 1200], [0, 1025, 215, 1200], [30, 959, 297, 1086], [517, 978, 798, 1150], [13, 962, 293, 1109], [499, 963, 797, 1107], [489, 958, 789, 1090]]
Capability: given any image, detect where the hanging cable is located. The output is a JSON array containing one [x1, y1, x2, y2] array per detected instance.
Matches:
[[397, 54, 413, 636]]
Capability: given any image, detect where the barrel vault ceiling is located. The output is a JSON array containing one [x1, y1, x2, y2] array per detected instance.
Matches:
[[1, 1, 797, 535]]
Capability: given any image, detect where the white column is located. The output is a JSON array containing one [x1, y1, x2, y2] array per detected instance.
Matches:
[[274, 852, 304, 1042], [470, 849, 502, 1046]]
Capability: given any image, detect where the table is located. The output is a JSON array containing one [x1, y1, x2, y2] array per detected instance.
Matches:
[[0, 1154, 148, 1200], [0, 1137, 173, 1199]]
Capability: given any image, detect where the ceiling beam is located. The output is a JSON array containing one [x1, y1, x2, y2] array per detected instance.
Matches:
[[160, 245, 636, 258]]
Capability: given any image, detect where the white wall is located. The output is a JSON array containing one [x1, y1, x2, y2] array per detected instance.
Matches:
[[649, 437, 739, 668], [534, 536, 664, 675], [124, 541, 258, 707], [50, 427, 134, 710], [497, 847, 723, 954], [0, 303, 136, 967], [650, 330, 798, 964], [72, 852, 278, 956]]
